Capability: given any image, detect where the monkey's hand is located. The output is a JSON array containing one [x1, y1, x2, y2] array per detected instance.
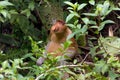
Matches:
[[36, 57, 45, 66]]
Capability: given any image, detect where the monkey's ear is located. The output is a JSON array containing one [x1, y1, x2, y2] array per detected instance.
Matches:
[[52, 19, 57, 25]]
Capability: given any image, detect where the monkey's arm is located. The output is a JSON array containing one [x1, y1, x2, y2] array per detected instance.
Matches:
[[36, 42, 51, 66], [36, 57, 45, 66]]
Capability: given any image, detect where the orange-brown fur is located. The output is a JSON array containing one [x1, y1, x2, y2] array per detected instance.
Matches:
[[37, 20, 78, 66], [37, 20, 78, 79], [46, 20, 78, 57]]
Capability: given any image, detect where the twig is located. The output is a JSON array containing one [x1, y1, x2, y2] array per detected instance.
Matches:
[[98, 38, 108, 54], [81, 53, 90, 64], [35, 64, 83, 80]]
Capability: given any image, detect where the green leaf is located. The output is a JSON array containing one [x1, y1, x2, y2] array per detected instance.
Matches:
[[81, 25, 88, 33], [65, 13, 74, 23], [99, 37, 120, 55], [73, 12, 80, 17], [63, 40, 72, 50], [21, 9, 31, 18], [76, 24, 81, 29], [74, 2, 78, 10], [0, 16, 4, 22], [90, 26, 98, 29], [0, 10, 8, 18], [0, 74, 4, 79], [28, 1, 35, 10], [2, 60, 10, 69], [102, 1, 110, 15], [64, 1, 74, 8], [82, 17, 89, 25], [98, 20, 114, 31], [101, 64, 108, 74], [89, 0, 95, 5], [66, 24, 75, 28], [112, 8, 120, 11], [117, 16, 120, 19], [67, 33, 75, 40], [83, 13, 97, 16], [67, 7, 74, 10], [0, 1, 13, 7], [77, 3, 87, 11], [89, 20, 96, 25], [9, 10, 18, 14], [109, 70, 119, 80], [94, 60, 108, 74]]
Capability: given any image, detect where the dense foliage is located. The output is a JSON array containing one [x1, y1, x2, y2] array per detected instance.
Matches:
[[0, 0, 120, 80]]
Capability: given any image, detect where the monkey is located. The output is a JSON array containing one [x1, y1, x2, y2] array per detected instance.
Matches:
[[36, 20, 79, 65]]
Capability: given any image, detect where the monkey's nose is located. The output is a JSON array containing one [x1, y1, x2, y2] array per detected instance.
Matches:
[[53, 27, 59, 32]]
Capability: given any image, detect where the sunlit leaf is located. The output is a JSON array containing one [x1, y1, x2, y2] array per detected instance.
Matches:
[[90, 26, 98, 29], [76, 24, 81, 29], [81, 25, 88, 33], [67, 7, 74, 10], [89, 0, 95, 5], [0, 1, 13, 7], [66, 24, 75, 28], [99, 37, 120, 55], [82, 17, 89, 25], [67, 33, 75, 40], [2, 61, 10, 69], [0, 10, 8, 18], [0, 74, 4, 79], [102, 1, 110, 15], [65, 13, 74, 23], [64, 1, 74, 8], [83, 13, 97, 16], [112, 8, 120, 10], [73, 12, 80, 17], [77, 3, 87, 11], [117, 16, 120, 19]]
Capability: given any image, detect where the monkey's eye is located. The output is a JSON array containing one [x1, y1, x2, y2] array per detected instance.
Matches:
[[48, 30, 50, 34]]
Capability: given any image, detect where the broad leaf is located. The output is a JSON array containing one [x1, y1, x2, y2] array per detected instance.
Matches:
[[94, 60, 108, 74], [109, 70, 119, 80], [102, 1, 110, 15], [82, 17, 89, 25], [117, 16, 120, 19], [67, 33, 75, 40], [99, 37, 120, 55], [65, 13, 74, 23], [0, 1, 13, 7], [77, 3, 87, 11], [2, 61, 11, 69], [89, 0, 95, 5], [81, 25, 88, 33], [98, 20, 114, 31], [64, 1, 74, 8], [0, 10, 7, 18], [66, 24, 75, 28]]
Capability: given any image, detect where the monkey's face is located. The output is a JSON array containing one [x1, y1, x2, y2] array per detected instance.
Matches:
[[51, 22, 67, 34]]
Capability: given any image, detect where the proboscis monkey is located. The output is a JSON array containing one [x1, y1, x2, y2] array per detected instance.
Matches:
[[37, 20, 78, 65]]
